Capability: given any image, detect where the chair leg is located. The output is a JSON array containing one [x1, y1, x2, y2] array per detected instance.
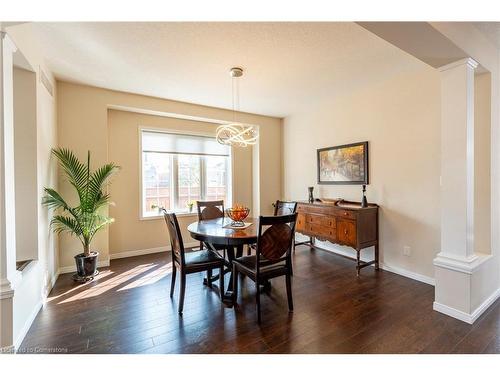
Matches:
[[247, 245, 251, 255], [178, 273, 186, 314], [286, 273, 293, 311], [207, 269, 212, 287], [219, 265, 225, 300], [170, 265, 177, 297], [256, 279, 262, 323], [232, 263, 238, 303], [199, 241, 204, 251]]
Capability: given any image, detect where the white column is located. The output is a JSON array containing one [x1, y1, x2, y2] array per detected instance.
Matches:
[[0, 31, 18, 352], [433, 58, 495, 324], [438, 57, 478, 263]]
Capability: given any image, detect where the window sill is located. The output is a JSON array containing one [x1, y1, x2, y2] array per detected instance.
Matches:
[[140, 212, 198, 221]]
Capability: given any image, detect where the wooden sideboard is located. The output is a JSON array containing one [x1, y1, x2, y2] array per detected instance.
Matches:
[[295, 199, 379, 275]]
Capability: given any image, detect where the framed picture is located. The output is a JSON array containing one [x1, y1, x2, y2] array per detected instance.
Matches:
[[317, 141, 369, 185]]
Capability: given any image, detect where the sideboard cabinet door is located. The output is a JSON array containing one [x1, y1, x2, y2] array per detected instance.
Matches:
[[337, 219, 357, 247]]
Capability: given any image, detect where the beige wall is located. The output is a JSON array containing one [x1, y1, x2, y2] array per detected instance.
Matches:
[[57, 82, 281, 266], [107, 109, 253, 255], [283, 66, 441, 279], [13, 67, 38, 262]]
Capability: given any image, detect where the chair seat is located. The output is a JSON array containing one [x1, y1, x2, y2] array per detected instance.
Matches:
[[233, 255, 286, 278], [203, 243, 227, 251], [185, 250, 224, 268]]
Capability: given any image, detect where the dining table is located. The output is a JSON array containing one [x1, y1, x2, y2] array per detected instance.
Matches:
[[187, 216, 262, 303]]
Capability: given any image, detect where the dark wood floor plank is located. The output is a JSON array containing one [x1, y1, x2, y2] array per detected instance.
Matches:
[[18, 247, 500, 354]]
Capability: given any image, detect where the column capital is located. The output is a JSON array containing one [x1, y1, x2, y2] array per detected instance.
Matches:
[[0, 31, 18, 54], [0, 278, 15, 299], [438, 57, 479, 72]]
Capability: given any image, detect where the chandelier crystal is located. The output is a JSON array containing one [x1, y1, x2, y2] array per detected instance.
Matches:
[[216, 67, 259, 147]]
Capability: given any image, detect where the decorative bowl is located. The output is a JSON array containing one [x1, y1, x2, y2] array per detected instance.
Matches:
[[226, 206, 250, 227]]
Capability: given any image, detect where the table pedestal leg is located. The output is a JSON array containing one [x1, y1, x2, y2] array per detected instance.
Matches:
[[222, 245, 243, 303]]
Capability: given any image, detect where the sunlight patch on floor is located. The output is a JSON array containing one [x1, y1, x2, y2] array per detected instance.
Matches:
[[57, 263, 159, 304], [117, 262, 173, 291], [46, 270, 115, 302]]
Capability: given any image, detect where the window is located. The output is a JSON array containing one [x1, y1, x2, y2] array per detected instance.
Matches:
[[141, 130, 232, 218]]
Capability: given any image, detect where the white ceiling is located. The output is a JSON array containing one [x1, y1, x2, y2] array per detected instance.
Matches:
[[25, 22, 429, 118], [473, 22, 500, 50]]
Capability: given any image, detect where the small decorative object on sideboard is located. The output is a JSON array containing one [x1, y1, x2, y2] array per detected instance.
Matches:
[[361, 184, 368, 208], [308, 186, 314, 203]]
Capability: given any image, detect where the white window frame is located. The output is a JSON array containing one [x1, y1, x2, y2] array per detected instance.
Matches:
[[139, 126, 233, 220]]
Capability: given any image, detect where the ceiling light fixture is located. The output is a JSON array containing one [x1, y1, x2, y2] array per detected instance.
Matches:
[[216, 67, 258, 147]]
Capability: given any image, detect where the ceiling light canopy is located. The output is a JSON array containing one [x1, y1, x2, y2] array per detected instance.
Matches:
[[216, 67, 258, 148]]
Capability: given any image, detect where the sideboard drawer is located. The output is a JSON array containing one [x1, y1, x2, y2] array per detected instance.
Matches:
[[335, 209, 356, 220], [306, 214, 335, 228], [337, 219, 357, 247], [306, 223, 335, 240]]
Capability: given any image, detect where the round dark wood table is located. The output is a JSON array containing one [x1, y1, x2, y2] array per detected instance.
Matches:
[[187, 217, 258, 302]]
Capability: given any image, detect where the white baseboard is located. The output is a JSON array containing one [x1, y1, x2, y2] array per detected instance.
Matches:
[[380, 263, 435, 286], [434, 288, 500, 324], [110, 246, 168, 260], [58, 259, 110, 275], [109, 242, 199, 260], [14, 300, 42, 350], [307, 240, 435, 286], [0, 345, 15, 354], [470, 288, 500, 323], [433, 301, 474, 323]]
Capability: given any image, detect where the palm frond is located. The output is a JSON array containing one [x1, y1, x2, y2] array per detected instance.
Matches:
[[89, 216, 115, 241], [50, 215, 83, 236], [42, 188, 71, 211], [92, 192, 111, 211], [89, 163, 119, 194], [52, 148, 88, 201]]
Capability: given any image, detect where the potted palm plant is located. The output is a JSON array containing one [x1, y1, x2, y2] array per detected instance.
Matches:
[[42, 148, 120, 282]]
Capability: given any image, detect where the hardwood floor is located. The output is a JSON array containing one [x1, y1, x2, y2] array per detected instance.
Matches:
[[19, 246, 500, 354]]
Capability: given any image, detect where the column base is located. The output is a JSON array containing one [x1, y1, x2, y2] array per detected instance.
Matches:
[[0, 279, 14, 350], [433, 252, 499, 324]]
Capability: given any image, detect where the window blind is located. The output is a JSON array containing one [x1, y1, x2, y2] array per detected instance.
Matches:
[[142, 130, 230, 157]]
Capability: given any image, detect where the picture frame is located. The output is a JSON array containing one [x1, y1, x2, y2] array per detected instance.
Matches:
[[317, 141, 369, 185]]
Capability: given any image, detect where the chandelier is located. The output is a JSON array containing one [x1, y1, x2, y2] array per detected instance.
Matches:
[[216, 67, 258, 147]]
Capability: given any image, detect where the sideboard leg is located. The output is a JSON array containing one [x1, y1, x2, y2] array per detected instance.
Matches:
[[375, 244, 380, 270], [356, 250, 360, 276]]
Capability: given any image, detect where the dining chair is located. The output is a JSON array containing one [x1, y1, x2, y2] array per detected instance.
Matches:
[[197, 200, 225, 220], [247, 200, 298, 256], [163, 210, 225, 314], [196, 200, 226, 281], [273, 200, 298, 216], [196, 200, 225, 249], [232, 213, 298, 323]]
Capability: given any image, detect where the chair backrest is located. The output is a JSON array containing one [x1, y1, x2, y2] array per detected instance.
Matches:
[[273, 200, 298, 216], [256, 213, 298, 269], [197, 200, 224, 221], [162, 210, 185, 267]]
